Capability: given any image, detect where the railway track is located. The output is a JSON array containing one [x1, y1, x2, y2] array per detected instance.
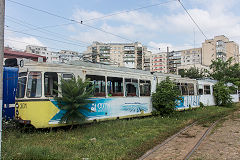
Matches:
[[138, 119, 221, 160]]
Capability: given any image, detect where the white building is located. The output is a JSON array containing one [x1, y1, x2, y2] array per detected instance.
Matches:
[[26, 45, 59, 63], [26, 45, 81, 64], [83, 42, 151, 70]]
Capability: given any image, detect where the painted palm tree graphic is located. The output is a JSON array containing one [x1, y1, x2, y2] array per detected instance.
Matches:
[[121, 103, 148, 112]]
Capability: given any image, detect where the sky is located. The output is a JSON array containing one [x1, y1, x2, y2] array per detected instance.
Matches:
[[4, 0, 240, 54]]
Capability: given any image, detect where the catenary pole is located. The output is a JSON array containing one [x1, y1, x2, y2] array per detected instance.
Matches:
[[0, 0, 5, 159]]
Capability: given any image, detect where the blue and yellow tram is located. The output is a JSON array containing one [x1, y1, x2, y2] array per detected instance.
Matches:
[[15, 61, 155, 128], [14, 61, 238, 128]]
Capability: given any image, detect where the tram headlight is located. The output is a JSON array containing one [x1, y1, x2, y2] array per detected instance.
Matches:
[[16, 110, 19, 115], [15, 103, 19, 108]]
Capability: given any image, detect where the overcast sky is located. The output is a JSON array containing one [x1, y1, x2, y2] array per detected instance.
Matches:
[[4, 0, 240, 53]]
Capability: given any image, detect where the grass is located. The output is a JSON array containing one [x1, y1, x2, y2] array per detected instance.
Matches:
[[2, 104, 239, 160]]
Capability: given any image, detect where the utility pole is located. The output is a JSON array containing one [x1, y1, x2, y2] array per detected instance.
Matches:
[[193, 27, 196, 67], [0, 0, 5, 159]]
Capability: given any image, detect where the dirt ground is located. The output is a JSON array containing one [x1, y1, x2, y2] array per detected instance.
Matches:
[[142, 124, 208, 160], [190, 111, 240, 160], [140, 110, 240, 160]]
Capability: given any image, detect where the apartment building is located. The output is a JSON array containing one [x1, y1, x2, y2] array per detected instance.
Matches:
[[143, 50, 151, 71], [167, 51, 182, 73], [169, 35, 239, 74], [181, 48, 202, 66], [26, 45, 81, 63], [151, 52, 167, 73], [58, 50, 81, 63], [26, 45, 59, 63], [202, 35, 239, 66], [83, 42, 151, 69]]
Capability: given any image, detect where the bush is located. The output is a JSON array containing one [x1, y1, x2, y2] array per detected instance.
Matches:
[[152, 77, 182, 115], [200, 102, 205, 108], [213, 81, 233, 106]]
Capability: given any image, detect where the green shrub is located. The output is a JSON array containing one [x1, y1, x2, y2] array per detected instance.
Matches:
[[213, 81, 233, 106], [152, 77, 182, 115], [200, 102, 205, 108]]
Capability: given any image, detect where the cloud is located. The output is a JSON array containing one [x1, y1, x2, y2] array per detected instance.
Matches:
[[72, 9, 104, 24], [73, 9, 163, 30], [69, 1, 240, 52], [5, 36, 44, 50], [148, 41, 195, 54], [148, 41, 173, 53]]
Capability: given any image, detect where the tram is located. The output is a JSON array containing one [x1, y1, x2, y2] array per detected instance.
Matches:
[[14, 61, 239, 128]]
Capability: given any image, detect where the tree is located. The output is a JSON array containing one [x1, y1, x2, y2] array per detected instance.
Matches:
[[213, 81, 233, 106], [179, 67, 207, 79], [210, 58, 240, 87], [152, 77, 182, 115], [54, 76, 94, 128]]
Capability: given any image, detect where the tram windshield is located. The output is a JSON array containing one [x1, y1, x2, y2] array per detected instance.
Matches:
[[26, 72, 42, 98], [16, 72, 27, 98]]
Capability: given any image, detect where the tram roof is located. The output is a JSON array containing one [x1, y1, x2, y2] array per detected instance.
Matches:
[[21, 60, 197, 80], [68, 61, 153, 75]]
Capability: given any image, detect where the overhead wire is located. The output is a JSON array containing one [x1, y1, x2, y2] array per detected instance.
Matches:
[[177, 0, 239, 60], [5, 28, 88, 48], [4, 38, 81, 52], [6, 0, 135, 42], [83, 0, 176, 22], [177, 0, 208, 40], [6, 0, 172, 50], [6, 15, 91, 45]]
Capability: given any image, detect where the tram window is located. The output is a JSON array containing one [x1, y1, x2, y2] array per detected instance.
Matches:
[[198, 89, 203, 95], [176, 83, 182, 95], [204, 85, 211, 94], [140, 80, 151, 96], [86, 75, 106, 97], [229, 86, 237, 94], [188, 83, 194, 95], [125, 78, 139, 97], [16, 77, 27, 98], [44, 72, 58, 97], [181, 83, 188, 95], [19, 72, 27, 77], [198, 84, 203, 95], [62, 73, 73, 80], [26, 72, 42, 98], [107, 77, 123, 96]]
